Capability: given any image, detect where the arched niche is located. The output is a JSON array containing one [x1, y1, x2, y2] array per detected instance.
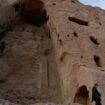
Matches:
[[74, 86, 91, 105], [21, 0, 49, 26]]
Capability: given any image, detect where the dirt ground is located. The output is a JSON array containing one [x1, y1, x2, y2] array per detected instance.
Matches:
[[0, 22, 61, 105]]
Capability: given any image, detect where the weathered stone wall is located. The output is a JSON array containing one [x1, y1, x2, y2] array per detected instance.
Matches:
[[45, 0, 105, 105], [0, 0, 105, 105]]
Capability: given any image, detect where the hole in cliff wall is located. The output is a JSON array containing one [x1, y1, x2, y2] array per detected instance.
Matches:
[[21, 0, 49, 27], [90, 36, 99, 45], [44, 49, 50, 56], [73, 32, 78, 37], [68, 17, 88, 26], [94, 56, 101, 67], [81, 56, 83, 59], [58, 39, 63, 46], [100, 69, 105, 72], [60, 52, 69, 62], [74, 86, 90, 105], [52, 3, 56, 5], [67, 34, 70, 37], [71, 0, 75, 3], [99, 22, 102, 25], [57, 34, 60, 38]]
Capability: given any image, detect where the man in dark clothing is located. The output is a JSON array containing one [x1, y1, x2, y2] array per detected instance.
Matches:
[[92, 84, 102, 105]]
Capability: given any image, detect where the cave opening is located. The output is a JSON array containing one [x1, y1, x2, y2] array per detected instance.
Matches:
[[21, 0, 49, 27], [89, 36, 99, 45], [94, 55, 101, 67], [74, 86, 91, 105]]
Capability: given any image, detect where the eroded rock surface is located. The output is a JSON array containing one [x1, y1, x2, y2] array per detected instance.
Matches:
[[0, 0, 105, 105], [0, 23, 61, 104], [46, 0, 105, 105]]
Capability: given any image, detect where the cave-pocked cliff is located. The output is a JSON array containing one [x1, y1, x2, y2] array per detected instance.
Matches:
[[0, 0, 105, 105], [0, 0, 61, 105]]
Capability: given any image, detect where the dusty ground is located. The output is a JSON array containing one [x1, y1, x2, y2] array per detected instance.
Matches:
[[0, 22, 61, 105]]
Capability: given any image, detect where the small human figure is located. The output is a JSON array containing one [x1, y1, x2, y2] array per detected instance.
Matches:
[[0, 41, 6, 55], [92, 83, 102, 105]]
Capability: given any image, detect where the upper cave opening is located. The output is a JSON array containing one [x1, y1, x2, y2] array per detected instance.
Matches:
[[21, 0, 49, 27], [68, 17, 88, 26]]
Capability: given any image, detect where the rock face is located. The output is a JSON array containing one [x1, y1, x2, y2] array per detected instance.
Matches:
[[45, 0, 105, 105], [0, 0, 105, 105]]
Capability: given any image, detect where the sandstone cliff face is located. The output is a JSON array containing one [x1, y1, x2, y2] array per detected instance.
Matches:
[[0, 0, 105, 105], [46, 0, 105, 105]]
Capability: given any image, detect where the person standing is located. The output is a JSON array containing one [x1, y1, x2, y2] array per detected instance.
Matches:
[[92, 84, 102, 105]]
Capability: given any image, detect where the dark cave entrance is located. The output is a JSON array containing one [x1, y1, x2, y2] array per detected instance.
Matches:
[[74, 86, 91, 105], [21, 0, 49, 26]]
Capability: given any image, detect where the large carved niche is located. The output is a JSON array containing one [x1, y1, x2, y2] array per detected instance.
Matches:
[[21, 0, 49, 26]]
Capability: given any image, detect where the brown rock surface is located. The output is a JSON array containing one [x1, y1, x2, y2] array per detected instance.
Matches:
[[0, 23, 62, 104], [46, 0, 105, 105], [0, 0, 105, 105]]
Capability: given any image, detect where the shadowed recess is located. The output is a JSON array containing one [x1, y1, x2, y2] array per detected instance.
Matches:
[[94, 55, 101, 67], [74, 86, 90, 105], [90, 36, 99, 45], [73, 32, 78, 37], [21, 0, 49, 27], [68, 17, 88, 26]]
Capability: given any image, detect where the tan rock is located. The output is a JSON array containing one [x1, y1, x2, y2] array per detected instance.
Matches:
[[0, 0, 105, 105]]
